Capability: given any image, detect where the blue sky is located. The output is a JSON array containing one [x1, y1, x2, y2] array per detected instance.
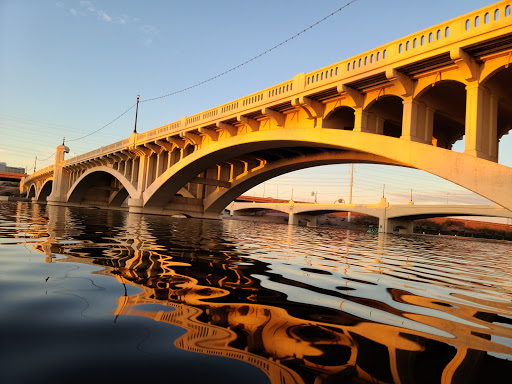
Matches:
[[1, 0, 507, 206]]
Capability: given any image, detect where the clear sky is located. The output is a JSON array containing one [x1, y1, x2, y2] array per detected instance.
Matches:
[[1, 0, 508, 206]]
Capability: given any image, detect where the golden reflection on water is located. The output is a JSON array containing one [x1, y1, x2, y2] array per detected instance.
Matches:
[[3, 202, 512, 384]]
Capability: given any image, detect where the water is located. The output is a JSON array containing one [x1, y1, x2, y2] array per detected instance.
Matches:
[[0, 201, 511, 384]]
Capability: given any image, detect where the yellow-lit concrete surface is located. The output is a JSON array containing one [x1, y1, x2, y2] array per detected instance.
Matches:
[[23, 1, 512, 217]]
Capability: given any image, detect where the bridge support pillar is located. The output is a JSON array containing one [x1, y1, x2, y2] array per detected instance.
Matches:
[[379, 217, 414, 234], [289, 213, 317, 227], [47, 145, 70, 205], [401, 98, 433, 144], [465, 83, 498, 162], [127, 198, 144, 214]]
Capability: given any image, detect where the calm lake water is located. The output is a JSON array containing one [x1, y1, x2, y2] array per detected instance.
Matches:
[[0, 201, 511, 384]]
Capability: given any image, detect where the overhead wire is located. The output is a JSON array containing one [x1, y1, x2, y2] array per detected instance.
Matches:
[[59, 0, 359, 144]]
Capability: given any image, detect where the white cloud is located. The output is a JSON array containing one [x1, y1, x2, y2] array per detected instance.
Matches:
[[97, 10, 112, 22], [70, 8, 77, 16]]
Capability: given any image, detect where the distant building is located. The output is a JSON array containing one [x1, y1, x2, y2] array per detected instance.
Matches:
[[0, 162, 25, 174]]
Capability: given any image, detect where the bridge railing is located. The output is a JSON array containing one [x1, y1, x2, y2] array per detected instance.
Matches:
[[133, 1, 512, 143], [24, 165, 54, 182]]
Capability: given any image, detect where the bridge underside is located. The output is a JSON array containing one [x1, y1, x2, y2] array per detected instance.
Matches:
[[30, 129, 512, 221]]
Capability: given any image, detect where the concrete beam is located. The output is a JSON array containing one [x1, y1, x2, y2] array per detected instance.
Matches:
[[386, 68, 413, 97], [167, 136, 185, 149], [144, 142, 163, 155], [292, 96, 323, 119], [262, 108, 285, 127], [450, 48, 478, 82], [199, 127, 219, 141], [216, 122, 237, 136], [180, 132, 202, 146], [189, 177, 231, 188], [237, 115, 259, 132], [155, 140, 173, 151], [338, 84, 364, 108]]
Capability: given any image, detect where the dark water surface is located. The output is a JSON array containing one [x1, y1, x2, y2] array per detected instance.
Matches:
[[1, 201, 511, 384]]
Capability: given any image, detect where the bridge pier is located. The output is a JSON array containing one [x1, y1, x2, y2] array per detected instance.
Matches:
[[47, 145, 70, 206], [289, 212, 317, 227], [127, 198, 144, 214]]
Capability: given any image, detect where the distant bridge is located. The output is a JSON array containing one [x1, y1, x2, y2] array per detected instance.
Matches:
[[228, 199, 512, 233], [22, 1, 512, 218], [0, 171, 27, 182]]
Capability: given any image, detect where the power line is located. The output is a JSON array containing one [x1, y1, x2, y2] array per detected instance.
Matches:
[[66, 103, 136, 142], [140, 0, 360, 105], [57, 0, 361, 145]]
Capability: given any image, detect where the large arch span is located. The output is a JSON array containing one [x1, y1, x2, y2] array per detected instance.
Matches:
[[143, 127, 512, 214], [67, 166, 137, 207]]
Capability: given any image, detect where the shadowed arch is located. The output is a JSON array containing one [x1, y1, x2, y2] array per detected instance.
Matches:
[[27, 184, 36, 199], [364, 95, 403, 137], [142, 128, 512, 212], [204, 151, 403, 214], [36, 179, 53, 202], [416, 80, 467, 149], [67, 166, 136, 206], [322, 106, 355, 130]]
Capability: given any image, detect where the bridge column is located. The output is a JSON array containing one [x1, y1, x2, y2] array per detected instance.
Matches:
[[127, 154, 149, 213], [401, 98, 433, 144], [387, 218, 414, 234], [288, 213, 317, 227], [47, 144, 70, 205], [465, 83, 498, 162]]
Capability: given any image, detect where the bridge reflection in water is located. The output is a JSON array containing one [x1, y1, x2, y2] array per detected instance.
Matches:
[[23, 204, 512, 384]]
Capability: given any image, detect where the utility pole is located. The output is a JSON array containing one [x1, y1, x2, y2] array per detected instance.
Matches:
[[348, 164, 354, 222], [133, 94, 140, 134], [34, 156, 37, 172]]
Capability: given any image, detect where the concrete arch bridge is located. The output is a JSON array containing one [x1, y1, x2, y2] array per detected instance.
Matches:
[[228, 200, 512, 233], [22, 1, 512, 218]]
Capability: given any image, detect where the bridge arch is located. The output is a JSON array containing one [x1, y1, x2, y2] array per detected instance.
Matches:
[[204, 151, 402, 214], [36, 179, 53, 202], [480, 65, 512, 141], [415, 80, 467, 149], [142, 128, 512, 213], [323, 106, 355, 130], [67, 166, 136, 207], [27, 184, 36, 199], [364, 95, 403, 138]]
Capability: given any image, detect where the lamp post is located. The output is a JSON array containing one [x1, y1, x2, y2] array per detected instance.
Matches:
[[133, 94, 140, 134]]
